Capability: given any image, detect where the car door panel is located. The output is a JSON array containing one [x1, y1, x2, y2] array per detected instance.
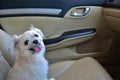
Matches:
[[101, 0, 120, 66], [0, 6, 102, 35], [0, 0, 106, 17], [103, 8, 120, 33], [0, 6, 113, 64], [1, 0, 118, 65]]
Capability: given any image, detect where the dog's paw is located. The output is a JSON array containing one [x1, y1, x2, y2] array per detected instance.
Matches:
[[49, 78, 55, 80]]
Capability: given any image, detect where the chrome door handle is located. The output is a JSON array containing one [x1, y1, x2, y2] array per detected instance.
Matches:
[[71, 7, 90, 17]]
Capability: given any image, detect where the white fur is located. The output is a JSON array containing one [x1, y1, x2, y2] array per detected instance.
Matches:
[[29, 24, 45, 38], [6, 26, 54, 80]]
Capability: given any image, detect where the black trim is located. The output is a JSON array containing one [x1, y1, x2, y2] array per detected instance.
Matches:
[[43, 28, 96, 45], [0, 24, 4, 31], [104, 0, 120, 8], [0, 0, 106, 17]]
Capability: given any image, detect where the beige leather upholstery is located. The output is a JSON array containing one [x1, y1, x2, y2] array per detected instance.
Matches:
[[0, 51, 10, 80], [0, 30, 113, 80], [48, 57, 113, 80], [0, 29, 16, 66], [103, 8, 120, 33]]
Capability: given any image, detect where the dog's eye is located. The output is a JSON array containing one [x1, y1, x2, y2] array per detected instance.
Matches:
[[34, 34, 39, 37], [24, 40, 29, 46]]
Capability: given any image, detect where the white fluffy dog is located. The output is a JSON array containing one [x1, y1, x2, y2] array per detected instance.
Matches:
[[6, 26, 54, 80]]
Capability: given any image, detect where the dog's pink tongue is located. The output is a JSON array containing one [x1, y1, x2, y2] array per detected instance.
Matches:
[[34, 45, 41, 53]]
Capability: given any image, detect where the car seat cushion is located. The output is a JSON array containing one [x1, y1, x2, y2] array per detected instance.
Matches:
[[49, 57, 113, 80], [0, 50, 11, 80], [0, 29, 16, 66]]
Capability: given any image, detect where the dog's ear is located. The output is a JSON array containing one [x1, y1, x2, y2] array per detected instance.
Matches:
[[29, 24, 45, 39], [12, 35, 19, 48], [10, 35, 19, 49]]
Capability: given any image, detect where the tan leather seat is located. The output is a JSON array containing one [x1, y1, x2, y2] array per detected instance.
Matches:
[[0, 30, 113, 80], [48, 57, 113, 80]]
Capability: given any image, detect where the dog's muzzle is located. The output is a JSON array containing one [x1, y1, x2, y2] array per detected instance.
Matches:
[[29, 40, 42, 53], [33, 39, 39, 44]]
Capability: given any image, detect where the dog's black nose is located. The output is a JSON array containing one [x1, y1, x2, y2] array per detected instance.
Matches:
[[33, 40, 39, 44]]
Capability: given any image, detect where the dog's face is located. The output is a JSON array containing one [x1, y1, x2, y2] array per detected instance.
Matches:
[[12, 27, 45, 58]]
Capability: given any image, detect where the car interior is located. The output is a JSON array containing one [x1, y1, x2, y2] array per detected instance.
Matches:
[[0, 0, 120, 80]]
